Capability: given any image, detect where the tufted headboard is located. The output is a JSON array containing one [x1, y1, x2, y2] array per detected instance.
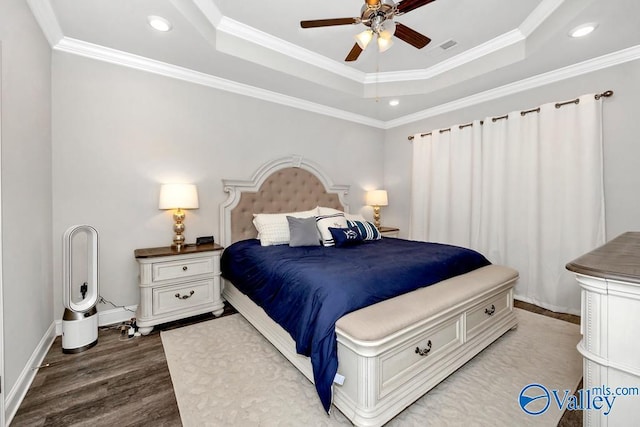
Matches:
[[220, 156, 350, 246]]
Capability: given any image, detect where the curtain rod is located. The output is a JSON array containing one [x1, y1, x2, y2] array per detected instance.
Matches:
[[407, 90, 614, 141]]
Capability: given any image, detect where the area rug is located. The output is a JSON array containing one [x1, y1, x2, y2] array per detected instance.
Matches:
[[161, 309, 581, 426]]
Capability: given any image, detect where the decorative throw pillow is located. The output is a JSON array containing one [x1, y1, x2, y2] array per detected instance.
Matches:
[[317, 206, 366, 222], [253, 208, 318, 246], [287, 216, 321, 247], [347, 219, 382, 240], [317, 206, 343, 216], [329, 226, 363, 247], [316, 213, 348, 246], [345, 213, 367, 222]]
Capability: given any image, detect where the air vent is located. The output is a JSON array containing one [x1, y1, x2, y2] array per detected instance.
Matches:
[[439, 40, 458, 50]]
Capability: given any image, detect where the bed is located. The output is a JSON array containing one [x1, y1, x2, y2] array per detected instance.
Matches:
[[220, 155, 518, 427]]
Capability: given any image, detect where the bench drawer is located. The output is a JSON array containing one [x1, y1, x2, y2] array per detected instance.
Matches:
[[466, 290, 511, 339], [379, 316, 463, 398]]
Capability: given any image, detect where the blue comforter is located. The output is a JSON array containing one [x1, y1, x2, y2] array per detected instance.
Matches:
[[220, 238, 490, 413]]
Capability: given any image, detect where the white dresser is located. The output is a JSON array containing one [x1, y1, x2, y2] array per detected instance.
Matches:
[[566, 232, 640, 426], [134, 243, 225, 335]]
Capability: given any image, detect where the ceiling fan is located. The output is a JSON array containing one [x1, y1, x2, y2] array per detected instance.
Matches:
[[300, 0, 435, 62]]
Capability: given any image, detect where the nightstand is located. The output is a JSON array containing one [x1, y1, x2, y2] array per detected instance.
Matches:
[[134, 243, 225, 335], [378, 226, 400, 238]]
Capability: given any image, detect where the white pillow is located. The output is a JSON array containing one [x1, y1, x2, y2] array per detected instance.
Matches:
[[345, 213, 366, 222], [253, 208, 319, 246], [317, 206, 343, 216], [315, 213, 348, 246], [317, 206, 366, 222]]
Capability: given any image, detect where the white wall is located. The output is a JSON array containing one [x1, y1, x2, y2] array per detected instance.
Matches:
[[383, 59, 640, 241], [0, 0, 53, 398], [52, 52, 385, 320]]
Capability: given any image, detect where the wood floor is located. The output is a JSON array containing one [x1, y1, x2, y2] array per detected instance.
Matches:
[[11, 301, 581, 427]]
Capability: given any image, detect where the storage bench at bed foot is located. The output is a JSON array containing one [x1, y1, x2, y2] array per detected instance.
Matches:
[[334, 312, 517, 427], [332, 265, 519, 427]]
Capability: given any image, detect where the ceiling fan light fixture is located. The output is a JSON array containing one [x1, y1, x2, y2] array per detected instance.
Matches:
[[355, 29, 374, 50], [377, 35, 393, 52], [378, 20, 396, 40]]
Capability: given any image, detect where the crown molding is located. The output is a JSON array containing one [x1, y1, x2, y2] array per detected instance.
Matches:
[[53, 37, 385, 129], [54, 36, 639, 131], [26, 0, 63, 47], [188, 0, 223, 26], [216, 16, 365, 84], [384, 44, 640, 129], [519, 0, 566, 36], [366, 29, 525, 84]]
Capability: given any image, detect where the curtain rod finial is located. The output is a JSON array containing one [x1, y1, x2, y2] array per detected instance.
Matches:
[[595, 90, 614, 100]]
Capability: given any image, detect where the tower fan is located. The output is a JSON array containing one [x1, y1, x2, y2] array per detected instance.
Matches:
[[62, 225, 99, 353]]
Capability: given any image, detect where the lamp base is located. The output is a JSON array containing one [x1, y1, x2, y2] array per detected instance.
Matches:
[[373, 206, 381, 229], [172, 208, 186, 250]]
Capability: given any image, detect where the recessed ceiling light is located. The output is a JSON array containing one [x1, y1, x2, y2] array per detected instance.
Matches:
[[148, 15, 172, 32], [389, 99, 400, 107], [569, 23, 597, 38]]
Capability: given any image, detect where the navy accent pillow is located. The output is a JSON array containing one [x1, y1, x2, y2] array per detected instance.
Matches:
[[316, 213, 348, 246], [329, 226, 363, 247], [347, 220, 382, 240]]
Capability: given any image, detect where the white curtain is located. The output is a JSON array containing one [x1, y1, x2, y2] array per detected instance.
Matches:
[[410, 94, 606, 314]]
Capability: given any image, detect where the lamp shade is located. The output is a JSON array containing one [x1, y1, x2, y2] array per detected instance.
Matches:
[[377, 36, 393, 53], [158, 184, 199, 209], [366, 190, 388, 206], [355, 29, 374, 50]]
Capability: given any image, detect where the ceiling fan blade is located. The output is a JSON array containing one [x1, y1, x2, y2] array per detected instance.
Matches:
[[345, 43, 364, 62], [394, 22, 431, 49], [397, 0, 436, 14], [300, 18, 359, 28]]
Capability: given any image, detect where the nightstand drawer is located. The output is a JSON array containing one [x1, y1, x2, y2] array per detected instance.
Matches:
[[152, 256, 215, 282], [153, 279, 214, 316]]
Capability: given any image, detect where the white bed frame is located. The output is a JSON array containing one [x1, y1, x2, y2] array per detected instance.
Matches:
[[220, 156, 518, 427]]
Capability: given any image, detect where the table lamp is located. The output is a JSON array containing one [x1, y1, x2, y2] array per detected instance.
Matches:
[[159, 183, 199, 250], [366, 190, 388, 229]]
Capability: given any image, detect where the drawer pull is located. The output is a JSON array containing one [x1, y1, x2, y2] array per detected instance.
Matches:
[[485, 304, 496, 316], [415, 340, 432, 357], [182, 266, 188, 271], [175, 290, 195, 300]]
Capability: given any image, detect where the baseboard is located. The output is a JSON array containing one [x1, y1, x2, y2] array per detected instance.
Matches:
[[513, 295, 580, 316], [5, 321, 57, 426], [54, 305, 138, 335], [96, 304, 138, 328]]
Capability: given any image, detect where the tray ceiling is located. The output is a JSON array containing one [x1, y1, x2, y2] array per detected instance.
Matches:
[[28, 0, 640, 126]]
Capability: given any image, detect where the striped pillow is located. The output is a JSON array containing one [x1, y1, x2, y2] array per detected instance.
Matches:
[[316, 213, 348, 246], [347, 220, 382, 240]]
